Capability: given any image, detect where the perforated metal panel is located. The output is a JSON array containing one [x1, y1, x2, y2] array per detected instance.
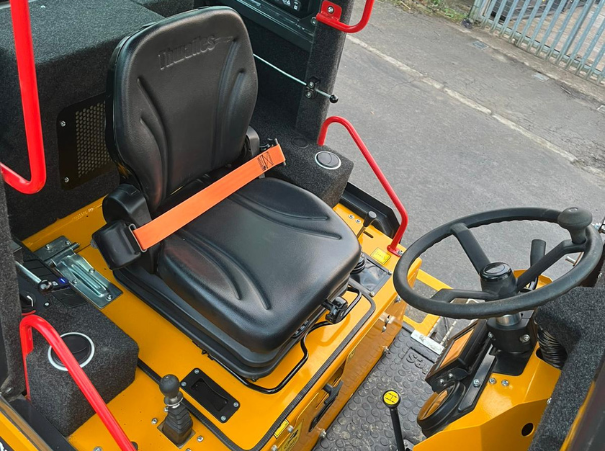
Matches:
[[58, 94, 115, 189]]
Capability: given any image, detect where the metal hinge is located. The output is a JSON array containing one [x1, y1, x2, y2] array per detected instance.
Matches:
[[35, 236, 122, 308]]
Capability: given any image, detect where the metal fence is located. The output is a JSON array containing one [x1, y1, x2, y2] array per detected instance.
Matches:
[[471, 0, 605, 86]]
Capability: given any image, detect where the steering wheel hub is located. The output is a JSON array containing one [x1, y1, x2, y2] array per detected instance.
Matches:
[[480, 262, 512, 280]]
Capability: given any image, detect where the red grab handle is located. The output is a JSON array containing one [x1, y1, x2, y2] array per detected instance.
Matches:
[[20, 315, 135, 451], [1, 0, 47, 194], [315, 0, 375, 34], [318, 116, 409, 255]]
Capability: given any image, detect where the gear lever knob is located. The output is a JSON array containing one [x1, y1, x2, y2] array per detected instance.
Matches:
[[160, 374, 181, 401], [558, 207, 592, 244]]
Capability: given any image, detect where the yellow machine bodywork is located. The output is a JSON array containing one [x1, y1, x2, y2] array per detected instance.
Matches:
[[0, 201, 565, 451], [17, 200, 440, 451], [415, 349, 560, 451]]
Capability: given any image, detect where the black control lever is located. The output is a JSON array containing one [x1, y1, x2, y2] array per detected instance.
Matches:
[[356, 211, 377, 239], [159, 375, 193, 446], [383, 390, 407, 451], [527, 239, 546, 290]]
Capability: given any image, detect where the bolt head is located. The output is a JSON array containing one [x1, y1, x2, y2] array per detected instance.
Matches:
[[308, 81, 315, 88], [287, 425, 294, 433], [194, 369, 200, 374], [489, 377, 496, 384], [472, 379, 481, 387], [305, 91, 313, 98], [181, 381, 187, 387], [44, 302, 50, 307], [370, 291, 376, 297], [502, 380, 510, 387], [233, 401, 239, 408], [94, 447, 102, 451], [327, 5, 334, 13], [60, 121, 66, 127], [106, 294, 113, 301], [520, 334, 531, 343], [197, 436, 204, 442], [319, 429, 327, 439], [151, 418, 158, 424], [547, 397, 551, 404], [438, 378, 446, 386], [220, 415, 227, 422], [488, 332, 493, 339]]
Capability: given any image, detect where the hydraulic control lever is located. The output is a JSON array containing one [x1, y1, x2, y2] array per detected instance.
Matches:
[[159, 374, 193, 446], [382, 390, 409, 451], [356, 210, 377, 239]]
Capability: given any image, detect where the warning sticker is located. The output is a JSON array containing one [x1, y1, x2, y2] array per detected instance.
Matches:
[[279, 421, 302, 451], [371, 248, 391, 266], [274, 419, 289, 439]]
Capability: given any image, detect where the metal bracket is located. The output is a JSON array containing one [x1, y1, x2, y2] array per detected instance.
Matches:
[[35, 236, 122, 308]]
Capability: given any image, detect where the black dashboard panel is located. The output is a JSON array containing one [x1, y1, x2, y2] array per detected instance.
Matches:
[[217, 0, 322, 50]]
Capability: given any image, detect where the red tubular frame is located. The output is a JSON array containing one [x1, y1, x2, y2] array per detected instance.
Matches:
[[20, 315, 135, 451], [2, 0, 47, 194], [318, 116, 408, 255], [316, 0, 375, 34]]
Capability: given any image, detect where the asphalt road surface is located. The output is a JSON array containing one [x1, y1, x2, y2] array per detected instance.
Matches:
[[323, 0, 605, 293]]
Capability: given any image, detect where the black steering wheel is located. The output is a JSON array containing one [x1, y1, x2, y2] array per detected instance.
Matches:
[[393, 207, 603, 319]]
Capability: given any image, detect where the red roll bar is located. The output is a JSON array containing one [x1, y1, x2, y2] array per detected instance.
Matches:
[[20, 315, 135, 451], [1, 0, 47, 194], [315, 0, 375, 34], [318, 116, 409, 255]]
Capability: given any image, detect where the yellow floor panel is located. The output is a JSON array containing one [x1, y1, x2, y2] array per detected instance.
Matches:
[[23, 200, 443, 451]]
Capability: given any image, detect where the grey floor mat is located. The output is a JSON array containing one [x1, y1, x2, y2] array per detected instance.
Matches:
[[314, 325, 440, 450]]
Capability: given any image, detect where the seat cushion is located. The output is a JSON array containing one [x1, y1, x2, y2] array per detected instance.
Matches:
[[157, 178, 360, 353]]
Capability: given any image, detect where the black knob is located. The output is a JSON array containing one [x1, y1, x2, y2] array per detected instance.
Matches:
[[329, 94, 339, 103], [558, 207, 592, 244], [364, 211, 378, 228], [160, 374, 181, 399]]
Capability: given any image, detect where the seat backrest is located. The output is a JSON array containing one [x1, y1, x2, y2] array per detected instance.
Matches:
[[106, 7, 258, 212]]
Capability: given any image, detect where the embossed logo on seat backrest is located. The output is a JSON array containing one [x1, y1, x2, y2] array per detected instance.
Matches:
[[158, 36, 232, 70]]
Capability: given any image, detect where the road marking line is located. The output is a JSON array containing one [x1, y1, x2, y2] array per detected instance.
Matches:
[[347, 35, 579, 165]]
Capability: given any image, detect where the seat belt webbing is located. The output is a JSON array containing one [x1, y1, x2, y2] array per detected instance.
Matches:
[[132, 144, 285, 251]]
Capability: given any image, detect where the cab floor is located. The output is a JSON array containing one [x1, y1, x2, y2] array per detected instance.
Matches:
[[313, 324, 439, 450]]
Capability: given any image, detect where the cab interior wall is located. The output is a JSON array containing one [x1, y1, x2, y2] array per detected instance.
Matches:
[[0, 0, 354, 238]]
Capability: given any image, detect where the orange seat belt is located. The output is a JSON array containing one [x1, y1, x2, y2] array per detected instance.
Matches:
[[132, 144, 285, 251]]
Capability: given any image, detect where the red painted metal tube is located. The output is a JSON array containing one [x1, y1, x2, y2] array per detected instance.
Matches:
[[20, 315, 135, 451], [1, 0, 47, 194], [318, 116, 409, 255], [316, 0, 375, 34]]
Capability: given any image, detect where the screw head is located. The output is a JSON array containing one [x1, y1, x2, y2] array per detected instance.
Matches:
[[287, 425, 294, 433], [94, 447, 102, 451], [308, 81, 315, 88], [44, 302, 50, 307], [60, 121, 66, 127], [106, 294, 113, 301], [305, 91, 312, 98], [489, 377, 496, 384], [194, 369, 200, 374], [348, 214, 354, 219], [151, 418, 158, 425], [438, 378, 446, 386], [520, 334, 531, 343], [327, 5, 334, 13], [472, 379, 481, 387], [181, 381, 187, 387], [197, 436, 204, 442], [502, 380, 510, 387], [319, 429, 327, 439], [547, 397, 551, 404], [311, 17, 317, 25], [220, 415, 227, 422], [370, 291, 376, 297], [64, 177, 70, 183], [233, 401, 239, 408]]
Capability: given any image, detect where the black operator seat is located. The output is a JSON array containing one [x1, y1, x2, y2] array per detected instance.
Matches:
[[101, 7, 361, 378]]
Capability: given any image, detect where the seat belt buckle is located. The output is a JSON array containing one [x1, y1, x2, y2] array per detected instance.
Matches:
[[92, 220, 145, 270]]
